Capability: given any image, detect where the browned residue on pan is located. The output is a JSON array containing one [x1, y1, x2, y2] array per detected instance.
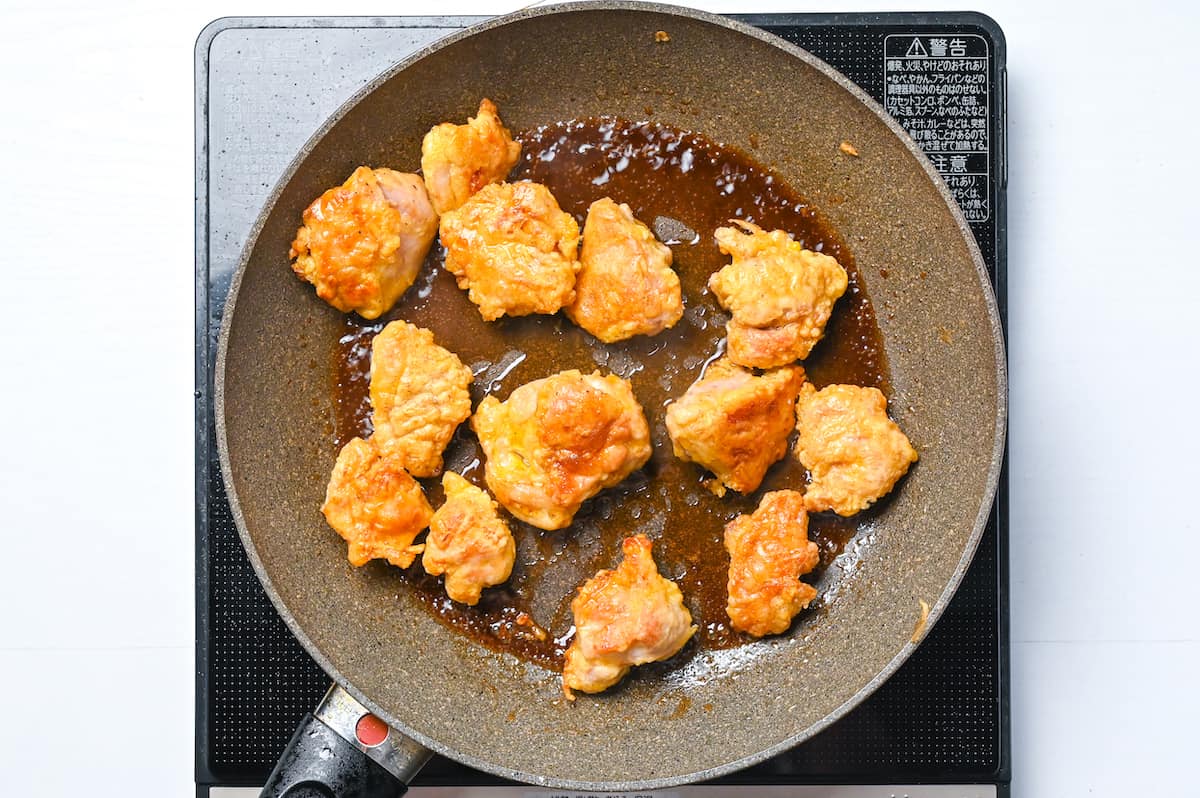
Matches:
[[331, 117, 894, 669], [911, 599, 931, 643]]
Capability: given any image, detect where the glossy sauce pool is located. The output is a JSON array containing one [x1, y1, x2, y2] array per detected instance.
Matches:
[[332, 118, 890, 670]]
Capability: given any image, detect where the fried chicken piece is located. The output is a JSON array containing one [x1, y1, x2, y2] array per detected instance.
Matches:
[[709, 220, 849, 368], [665, 358, 805, 494], [566, 197, 683, 342], [368, 320, 473, 478], [422, 472, 516, 605], [321, 437, 433, 568], [471, 370, 651, 530], [421, 98, 522, 215], [439, 181, 581, 321], [794, 383, 919, 516], [563, 535, 696, 697], [724, 490, 820, 637], [290, 167, 438, 319]]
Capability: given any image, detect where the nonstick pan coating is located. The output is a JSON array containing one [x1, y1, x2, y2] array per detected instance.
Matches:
[[216, 3, 1006, 789]]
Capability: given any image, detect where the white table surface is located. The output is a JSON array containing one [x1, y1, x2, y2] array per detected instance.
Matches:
[[0, 0, 1196, 795]]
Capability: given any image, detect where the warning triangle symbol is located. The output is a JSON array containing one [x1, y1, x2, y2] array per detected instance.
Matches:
[[906, 38, 928, 57]]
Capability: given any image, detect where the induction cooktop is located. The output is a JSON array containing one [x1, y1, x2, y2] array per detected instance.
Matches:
[[195, 12, 1009, 797]]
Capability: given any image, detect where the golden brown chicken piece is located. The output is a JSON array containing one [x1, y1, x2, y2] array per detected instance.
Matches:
[[566, 197, 683, 342], [439, 181, 581, 321], [665, 358, 805, 494], [321, 436, 433, 568], [290, 167, 438, 319], [794, 383, 919, 516], [724, 490, 820, 637], [368, 320, 473, 478], [422, 472, 516, 605], [471, 370, 651, 530], [421, 98, 522, 215], [709, 220, 849, 368], [563, 534, 696, 697]]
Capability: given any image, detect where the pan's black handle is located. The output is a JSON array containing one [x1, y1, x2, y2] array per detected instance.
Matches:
[[261, 684, 432, 798]]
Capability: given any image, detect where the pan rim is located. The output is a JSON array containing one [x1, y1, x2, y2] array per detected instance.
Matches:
[[214, 1, 1008, 790]]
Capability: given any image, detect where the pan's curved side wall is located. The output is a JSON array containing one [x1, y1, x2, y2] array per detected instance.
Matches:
[[217, 4, 1004, 789]]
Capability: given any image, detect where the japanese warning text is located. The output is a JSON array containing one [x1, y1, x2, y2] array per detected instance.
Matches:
[[884, 34, 990, 222]]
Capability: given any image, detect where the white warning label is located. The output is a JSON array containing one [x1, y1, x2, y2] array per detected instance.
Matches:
[[884, 34, 990, 222]]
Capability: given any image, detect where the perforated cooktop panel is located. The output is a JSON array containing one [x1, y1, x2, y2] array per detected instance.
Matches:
[[195, 13, 1008, 789]]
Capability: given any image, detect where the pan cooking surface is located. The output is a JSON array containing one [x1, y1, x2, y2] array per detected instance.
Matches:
[[215, 6, 1005, 786], [331, 116, 892, 670]]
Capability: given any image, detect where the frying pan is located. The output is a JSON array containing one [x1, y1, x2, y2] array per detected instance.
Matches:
[[216, 2, 1006, 793]]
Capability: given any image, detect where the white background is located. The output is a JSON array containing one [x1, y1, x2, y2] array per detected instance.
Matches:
[[0, 0, 1196, 795]]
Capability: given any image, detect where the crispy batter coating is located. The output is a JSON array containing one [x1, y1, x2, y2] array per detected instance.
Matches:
[[439, 181, 581, 321], [423, 472, 516, 605], [369, 320, 473, 478], [665, 358, 805, 494], [566, 197, 683, 342], [471, 370, 651, 530], [321, 437, 433, 568], [563, 535, 696, 697], [709, 220, 849, 368], [794, 383, 919, 516], [421, 98, 522, 215], [290, 167, 438, 319], [724, 490, 820, 637]]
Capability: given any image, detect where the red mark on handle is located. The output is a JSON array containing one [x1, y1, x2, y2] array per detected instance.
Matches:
[[355, 713, 389, 747]]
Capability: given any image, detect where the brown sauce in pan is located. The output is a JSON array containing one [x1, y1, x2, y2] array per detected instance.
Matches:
[[332, 118, 890, 670]]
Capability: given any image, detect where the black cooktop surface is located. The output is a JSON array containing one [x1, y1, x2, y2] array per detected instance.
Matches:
[[195, 12, 1008, 794]]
